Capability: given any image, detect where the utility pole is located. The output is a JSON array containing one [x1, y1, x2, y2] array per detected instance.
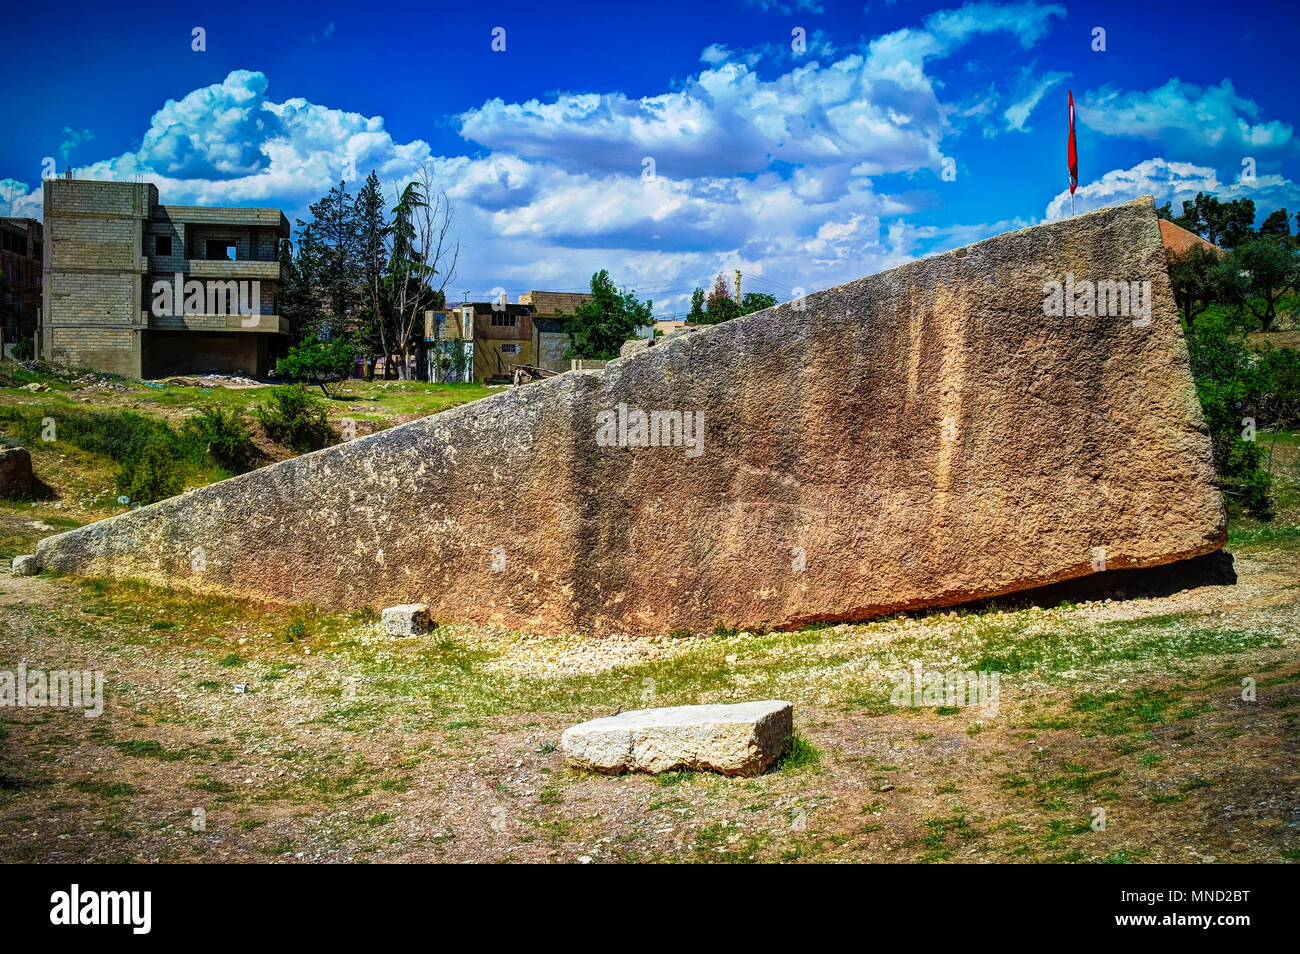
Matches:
[[734, 269, 741, 303]]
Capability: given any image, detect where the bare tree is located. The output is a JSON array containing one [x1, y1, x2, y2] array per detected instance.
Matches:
[[386, 166, 459, 379]]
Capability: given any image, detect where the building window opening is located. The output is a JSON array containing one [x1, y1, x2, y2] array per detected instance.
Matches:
[[206, 240, 238, 261]]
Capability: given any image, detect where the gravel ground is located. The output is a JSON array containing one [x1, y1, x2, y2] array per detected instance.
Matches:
[[0, 541, 1297, 864]]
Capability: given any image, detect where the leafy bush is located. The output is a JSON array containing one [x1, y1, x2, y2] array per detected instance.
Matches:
[[253, 384, 333, 451], [0, 406, 213, 504], [1216, 237, 1299, 331], [182, 406, 256, 474], [11, 338, 33, 361], [1255, 346, 1300, 430], [274, 337, 358, 397], [0, 406, 197, 473], [1186, 310, 1274, 517], [117, 442, 185, 503]]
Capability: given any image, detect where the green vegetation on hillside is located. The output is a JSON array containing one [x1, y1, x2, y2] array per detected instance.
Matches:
[[1161, 193, 1300, 519]]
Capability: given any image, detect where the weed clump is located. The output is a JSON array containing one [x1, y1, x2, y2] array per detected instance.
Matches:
[[253, 385, 333, 452]]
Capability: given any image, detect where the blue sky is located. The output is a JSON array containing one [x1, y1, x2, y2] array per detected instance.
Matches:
[[3, 0, 1297, 315]]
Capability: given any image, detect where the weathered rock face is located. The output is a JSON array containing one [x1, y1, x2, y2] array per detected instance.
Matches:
[[561, 701, 794, 776], [0, 446, 32, 499], [33, 198, 1224, 635]]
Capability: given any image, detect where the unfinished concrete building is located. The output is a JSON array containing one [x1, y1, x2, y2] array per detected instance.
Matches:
[[41, 178, 290, 378], [1, 217, 43, 353]]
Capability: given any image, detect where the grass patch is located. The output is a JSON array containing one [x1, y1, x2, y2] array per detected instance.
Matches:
[[778, 733, 822, 772]]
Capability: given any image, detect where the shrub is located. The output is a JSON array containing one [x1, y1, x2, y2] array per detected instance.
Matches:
[[274, 337, 358, 397], [1186, 310, 1274, 517], [52, 409, 181, 465], [183, 406, 256, 474], [0, 406, 198, 503], [117, 442, 185, 503], [1255, 346, 1300, 430], [253, 384, 333, 452], [11, 338, 33, 361]]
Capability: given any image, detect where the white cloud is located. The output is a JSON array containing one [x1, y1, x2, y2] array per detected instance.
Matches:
[[0, 178, 41, 219], [1003, 66, 1069, 132], [460, 1, 1067, 181], [33, 4, 1274, 314], [31, 70, 432, 210], [1079, 79, 1293, 156], [457, 56, 945, 181], [58, 127, 95, 163], [1043, 156, 1298, 222]]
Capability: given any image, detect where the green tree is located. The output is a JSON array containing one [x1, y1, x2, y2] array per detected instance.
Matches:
[[559, 270, 654, 359], [1255, 346, 1300, 431], [1178, 192, 1256, 248], [739, 291, 777, 315], [182, 407, 257, 474], [1167, 245, 1222, 327], [306, 180, 360, 335], [1186, 313, 1273, 516], [274, 336, 359, 397], [118, 443, 184, 504], [1259, 207, 1291, 239], [695, 273, 738, 325], [1220, 237, 1299, 331], [253, 385, 334, 452], [686, 287, 706, 323], [354, 171, 391, 378], [384, 170, 459, 379], [277, 235, 319, 342]]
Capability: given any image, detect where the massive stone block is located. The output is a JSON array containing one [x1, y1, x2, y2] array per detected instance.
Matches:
[[33, 198, 1225, 636]]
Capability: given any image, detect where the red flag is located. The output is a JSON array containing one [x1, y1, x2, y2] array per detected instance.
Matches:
[[1067, 90, 1078, 195]]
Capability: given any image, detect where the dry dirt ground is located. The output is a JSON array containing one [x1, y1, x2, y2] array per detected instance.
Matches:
[[0, 531, 1297, 864]]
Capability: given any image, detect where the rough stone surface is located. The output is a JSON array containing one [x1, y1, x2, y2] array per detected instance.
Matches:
[[32, 198, 1225, 635], [561, 701, 794, 776], [10, 554, 38, 576], [0, 446, 32, 498], [382, 603, 432, 636]]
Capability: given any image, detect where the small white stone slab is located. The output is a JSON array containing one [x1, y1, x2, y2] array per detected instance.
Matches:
[[561, 700, 793, 776], [381, 603, 432, 636]]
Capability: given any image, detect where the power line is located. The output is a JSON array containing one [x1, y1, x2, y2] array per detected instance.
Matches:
[[742, 274, 796, 294]]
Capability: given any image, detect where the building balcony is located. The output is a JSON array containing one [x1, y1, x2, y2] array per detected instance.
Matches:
[[144, 311, 289, 334], [186, 259, 281, 281]]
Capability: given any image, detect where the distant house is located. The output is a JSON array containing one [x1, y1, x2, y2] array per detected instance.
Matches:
[[420, 305, 475, 382], [1159, 219, 1223, 258], [0, 217, 43, 351], [520, 291, 589, 373], [438, 290, 592, 382], [462, 299, 535, 382], [41, 178, 289, 378], [654, 319, 695, 336]]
